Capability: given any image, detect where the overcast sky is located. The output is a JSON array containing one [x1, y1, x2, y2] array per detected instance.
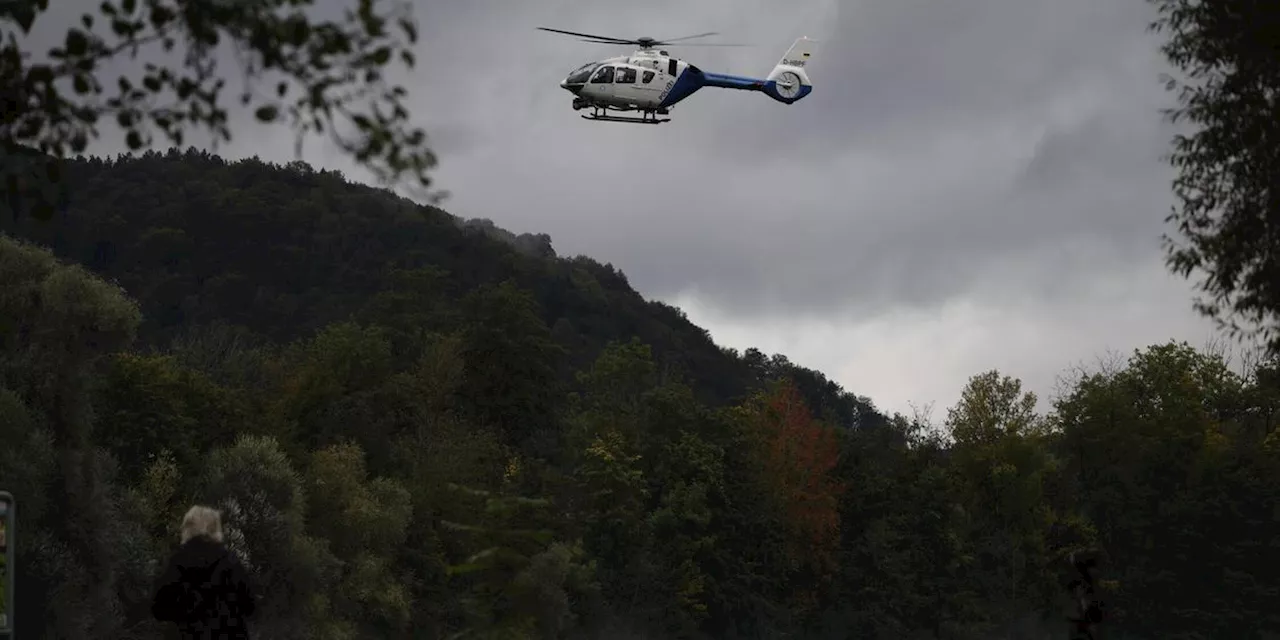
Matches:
[[28, 0, 1245, 419]]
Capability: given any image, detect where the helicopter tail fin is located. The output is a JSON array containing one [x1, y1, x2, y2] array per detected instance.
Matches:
[[763, 36, 816, 104]]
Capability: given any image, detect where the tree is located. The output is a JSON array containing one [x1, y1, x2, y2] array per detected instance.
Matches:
[[2, 0, 440, 219], [1049, 341, 1280, 638], [302, 442, 414, 634], [0, 233, 141, 639], [945, 371, 1056, 634], [1148, 0, 1280, 353], [456, 280, 567, 458], [441, 481, 597, 638], [946, 369, 1042, 446], [737, 379, 845, 611], [201, 434, 342, 638], [93, 352, 240, 483]]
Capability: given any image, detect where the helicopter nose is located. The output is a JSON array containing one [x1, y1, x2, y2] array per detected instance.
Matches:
[[560, 79, 583, 95]]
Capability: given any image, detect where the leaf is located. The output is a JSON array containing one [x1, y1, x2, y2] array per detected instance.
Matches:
[[65, 28, 89, 57], [255, 105, 279, 122], [398, 17, 417, 43], [149, 5, 174, 27]]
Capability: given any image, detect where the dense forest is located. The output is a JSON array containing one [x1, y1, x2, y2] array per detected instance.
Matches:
[[2, 149, 1279, 639]]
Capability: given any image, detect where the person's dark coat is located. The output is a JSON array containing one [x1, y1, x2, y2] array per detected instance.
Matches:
[[151, 535, 256, 639]]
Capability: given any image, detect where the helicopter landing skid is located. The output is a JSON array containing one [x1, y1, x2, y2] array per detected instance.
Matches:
[[581, 107, 669, 124]]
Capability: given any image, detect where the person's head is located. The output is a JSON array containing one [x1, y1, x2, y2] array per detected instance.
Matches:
[[180, 505, 224, 544]]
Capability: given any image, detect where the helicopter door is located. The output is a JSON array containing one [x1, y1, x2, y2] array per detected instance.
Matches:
[[634, 68, 661, 104], [613, 66, 640, 104], [588, 65, 616, 101]]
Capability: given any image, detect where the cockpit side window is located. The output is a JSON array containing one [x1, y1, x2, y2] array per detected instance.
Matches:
[[642, 70, 655, 83], [617, 67, 637, 83], [590, 66, 615, 83]]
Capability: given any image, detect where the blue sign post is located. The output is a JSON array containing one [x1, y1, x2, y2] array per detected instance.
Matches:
[[0, 491, 12, 638]]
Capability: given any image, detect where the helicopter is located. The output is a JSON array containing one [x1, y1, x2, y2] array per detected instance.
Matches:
[[538, 27, 816, 124]]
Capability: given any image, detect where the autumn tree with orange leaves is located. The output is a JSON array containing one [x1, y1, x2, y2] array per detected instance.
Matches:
[[737, 379, 846, 601]]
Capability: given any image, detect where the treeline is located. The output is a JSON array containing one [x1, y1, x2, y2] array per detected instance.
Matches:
[[5, 231, 1280, 638], [2, 151, 1279, 639]]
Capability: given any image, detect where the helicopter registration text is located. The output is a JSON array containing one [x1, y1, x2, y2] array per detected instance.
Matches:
[[782, 58, 806, 67]]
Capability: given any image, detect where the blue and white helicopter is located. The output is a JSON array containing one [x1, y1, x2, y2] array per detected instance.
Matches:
[[539, 27, 817, 124]]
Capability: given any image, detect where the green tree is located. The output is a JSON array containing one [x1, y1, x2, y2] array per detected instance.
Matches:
[[355, 265, 456, 358], [571, 426, 651, 610], [0, 388, 59, 635], [271, 322, 421, 470], [456, 280, 567, 458], [945, 371, 1056, 637], [823, 415, 983, 639], [303, 442, 414, 634], [1051, 341, 1276, 637], [0, 233, 141, 639], [644, 431, 726, 637], [93, 351, 242, 482], [201, 434, 339, 638], [390, 418, 510, 638], [441, 480, 598, 639], [1148, 0, 1280, 352]]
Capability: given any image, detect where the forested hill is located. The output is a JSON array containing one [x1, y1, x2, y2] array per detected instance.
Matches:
[[0, 147, 886, 431], [6, 147, 1280, 639]]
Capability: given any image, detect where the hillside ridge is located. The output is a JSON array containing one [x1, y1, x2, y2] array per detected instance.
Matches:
[[0, 146, 888, 429]]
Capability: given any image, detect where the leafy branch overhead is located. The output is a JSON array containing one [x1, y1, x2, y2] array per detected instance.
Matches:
[[0, 0, 439, 214], [1148, 0, 1280, 354]]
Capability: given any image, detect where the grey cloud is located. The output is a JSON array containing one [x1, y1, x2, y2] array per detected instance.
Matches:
[[400, 0, 1190, 326]]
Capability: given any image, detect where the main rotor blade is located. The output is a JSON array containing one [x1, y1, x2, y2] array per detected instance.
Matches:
[[655, 31, 719, 43], [576, 38, 748, 48], [537, 27, 635, 44]]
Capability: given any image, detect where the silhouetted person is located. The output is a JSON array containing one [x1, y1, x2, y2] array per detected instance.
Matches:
[[151, 505, 256, 639]]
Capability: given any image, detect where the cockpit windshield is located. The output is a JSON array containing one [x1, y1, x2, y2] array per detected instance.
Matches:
[[565, 62, 598, 84]]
